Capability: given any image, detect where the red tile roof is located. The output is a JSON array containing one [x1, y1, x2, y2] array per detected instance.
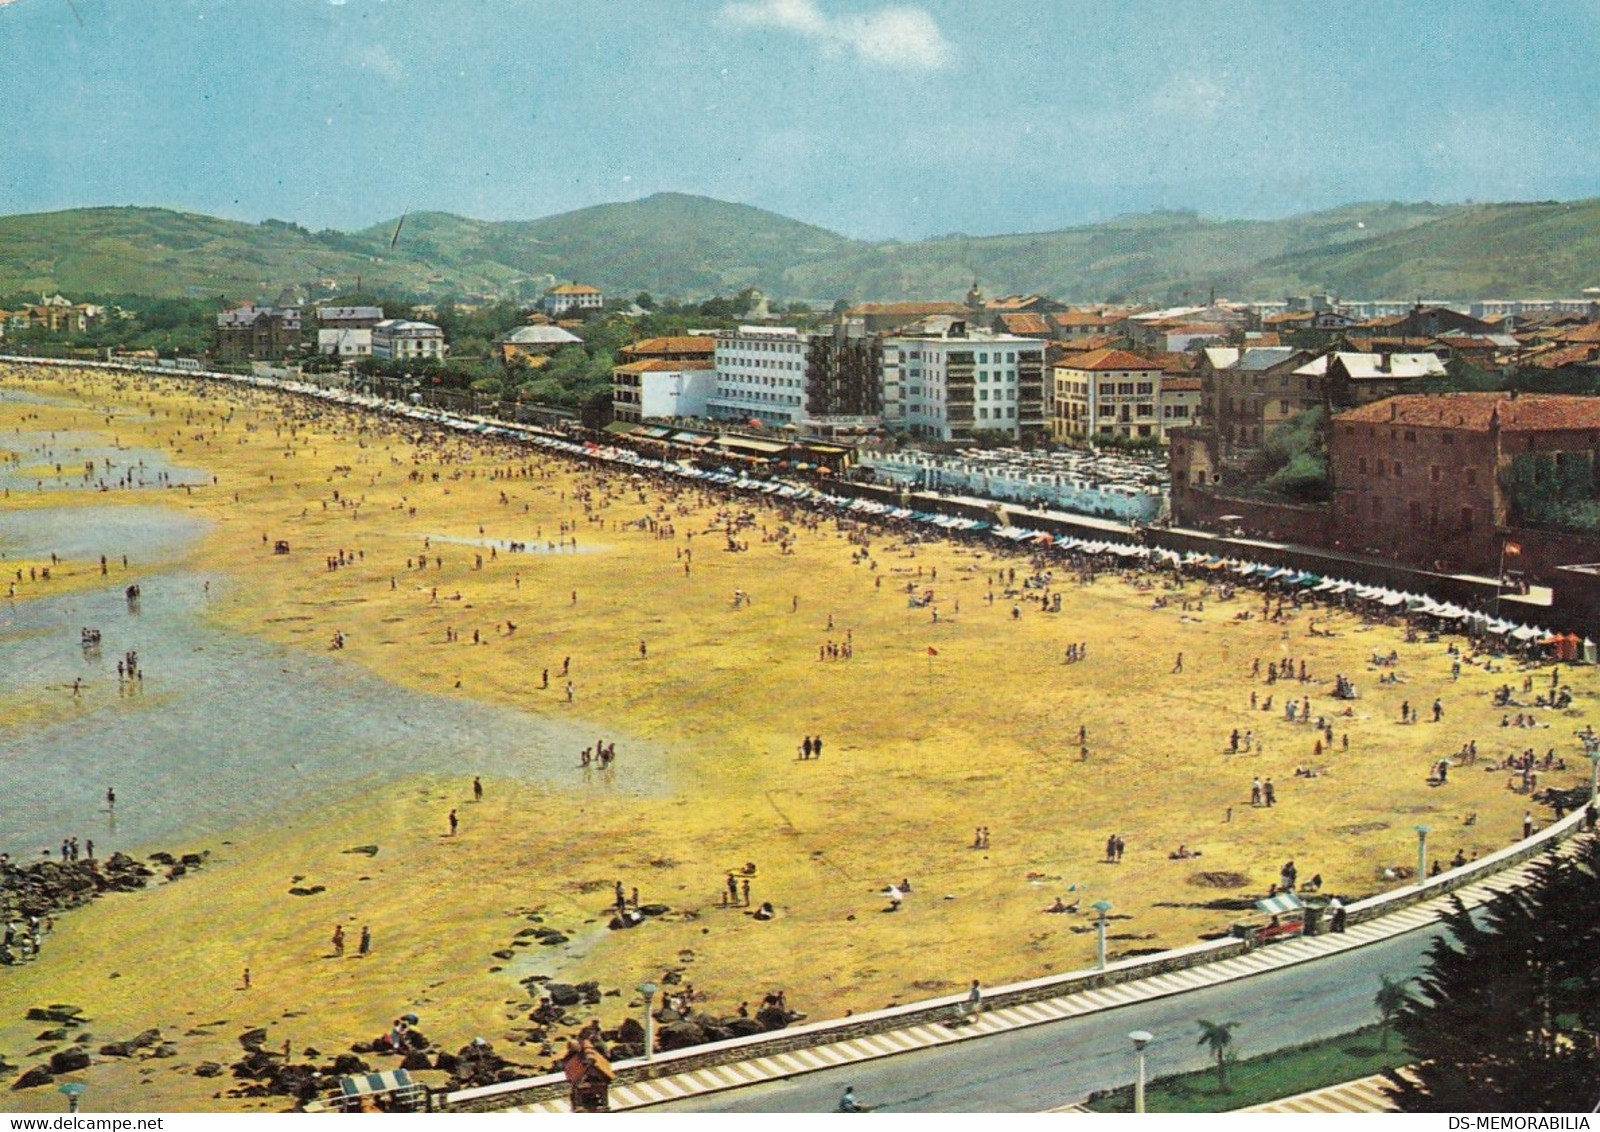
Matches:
[[1555, 322, 1600, 344], [845, 302, 966, 317], [1162, 376, 1202, 392], [1525, 344, 1598, 370], [1055, 348, 1166, 372], [622, 336, 717, 357], [612, 359, 714, 373], [998, 313, 1051, 335], [1053, 309, 1124, 328], [1335, 393, 1600, 431]]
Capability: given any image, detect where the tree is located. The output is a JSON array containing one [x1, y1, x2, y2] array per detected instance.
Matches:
[[1195, 1019, 1239, 1091], [1373, 974, 1410, 1051], [1255, 406, 1330, 502], [1391, 837, 1600, 1112]]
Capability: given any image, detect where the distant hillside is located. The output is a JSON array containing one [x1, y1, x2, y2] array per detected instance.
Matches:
[[2, 193, 1599, 305], [353, 194, 856, 299]]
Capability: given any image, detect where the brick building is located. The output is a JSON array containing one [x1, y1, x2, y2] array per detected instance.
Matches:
[[1329, 393, 1600, 573]]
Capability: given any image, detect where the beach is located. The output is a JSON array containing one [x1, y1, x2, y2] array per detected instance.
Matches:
[[0, 364, 1591, 1111]]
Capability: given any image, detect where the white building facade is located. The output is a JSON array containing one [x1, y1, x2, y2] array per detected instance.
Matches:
[[542, 284, 604, 316], [882, 323, 1045, 441], [611, 360, 715, 424], [370, 319, 446, 361], [708, 326, 811, 426]]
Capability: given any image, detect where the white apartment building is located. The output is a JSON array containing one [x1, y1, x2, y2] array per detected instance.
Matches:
[[882, 320, 1045, 441], [708, 325, 811, 426], [611, 360, 715, 424], [542, 284, 605, 316], [370, 319, 446, 362]]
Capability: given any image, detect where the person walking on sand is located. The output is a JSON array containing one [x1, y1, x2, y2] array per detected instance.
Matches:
[[473, 776, 483, 803], [1172, 652, 1183, 674], [566, 681, 575, 703], [106, 787, 116, 814], [332, 924, 345, 957], [241, 967, 251, 990], [448, 808, 458, 836], [966, 979, 983, 1020], [359, 925, 371, 956]]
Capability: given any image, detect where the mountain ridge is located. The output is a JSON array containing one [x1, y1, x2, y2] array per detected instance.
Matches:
[[1, 192, 1597, 305]]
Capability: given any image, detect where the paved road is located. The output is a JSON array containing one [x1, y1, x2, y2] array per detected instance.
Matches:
[[650, 921, 1448, 1113]]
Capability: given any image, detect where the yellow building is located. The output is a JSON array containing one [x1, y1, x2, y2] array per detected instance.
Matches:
[[1052, 348, 1167, 442]]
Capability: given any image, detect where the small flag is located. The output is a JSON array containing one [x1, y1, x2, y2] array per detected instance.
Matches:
[[1504, 542, 1522, 556], [927, 646, 939, 656]]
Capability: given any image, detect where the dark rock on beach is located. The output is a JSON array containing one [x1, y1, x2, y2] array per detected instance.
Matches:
[[11, 1065, 53, 1090]]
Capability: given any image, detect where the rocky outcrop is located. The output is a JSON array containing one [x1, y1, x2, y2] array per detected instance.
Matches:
[[1, 851, 207, 928]]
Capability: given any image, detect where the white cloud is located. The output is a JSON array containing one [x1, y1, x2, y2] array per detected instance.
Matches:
[[360, 44, 403, 82], [721, 0, 954, 71]]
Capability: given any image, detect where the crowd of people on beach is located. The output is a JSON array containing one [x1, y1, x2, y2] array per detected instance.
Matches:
[[4, 360, 1596, 1044]]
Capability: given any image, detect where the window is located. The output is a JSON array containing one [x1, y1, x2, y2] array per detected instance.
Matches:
[[1136, 382, 1153, 395], [1371, 497, 1383, 516], [1429, 502, 1439, 530], [1466, 468, 1476, 486], [1359, 457, 1368, 474], [1430, 465, 1441, 483], [1137, 404, 1153, 417], [1461, 506, 1474, 530], [1393, 461, 1403, 477], [1405, 430, 1416, 442], [1409, 501, 1423, 524]]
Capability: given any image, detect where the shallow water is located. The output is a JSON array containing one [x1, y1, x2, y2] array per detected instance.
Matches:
[[424, 533, 598, 556], [0, 504, 213, 565], [0, 419, 211, 493], [0, 511, 663, 858]]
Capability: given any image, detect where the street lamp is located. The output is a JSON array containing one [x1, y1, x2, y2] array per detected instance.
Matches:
[[1415, 825, 1431, 886], [58, 1083, 84, 1113], [1093, 900, 1113, 970], [1128, 1030, 1153, 1114], [636, 982, 658, 1063]]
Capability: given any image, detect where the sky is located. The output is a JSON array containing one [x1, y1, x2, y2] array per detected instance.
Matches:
[[2, 0, 1600, 240]]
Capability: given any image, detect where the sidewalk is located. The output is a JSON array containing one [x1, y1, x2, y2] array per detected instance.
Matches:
[[502, 838, 1576, 1113], [1239, 1069, 1416, 1113]]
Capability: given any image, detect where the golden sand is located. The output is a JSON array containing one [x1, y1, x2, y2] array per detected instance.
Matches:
[[0, 365, 1591, 1112]]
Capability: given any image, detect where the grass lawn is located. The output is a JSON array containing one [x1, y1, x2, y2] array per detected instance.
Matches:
[[1087, 1025, 1412, 1112]]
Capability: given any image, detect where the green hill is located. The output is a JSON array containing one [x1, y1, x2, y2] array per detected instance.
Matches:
[[2, 193, 1598, 306]]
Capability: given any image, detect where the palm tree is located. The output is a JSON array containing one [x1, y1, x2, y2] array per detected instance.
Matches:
[[1195, 1019, 1239, 1091], [1374, 974, 1411, 1051]]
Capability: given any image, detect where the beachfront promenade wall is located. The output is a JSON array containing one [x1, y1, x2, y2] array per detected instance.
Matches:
[[444, 810, 1594, 1112], [862, 453, 1164, 523]]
